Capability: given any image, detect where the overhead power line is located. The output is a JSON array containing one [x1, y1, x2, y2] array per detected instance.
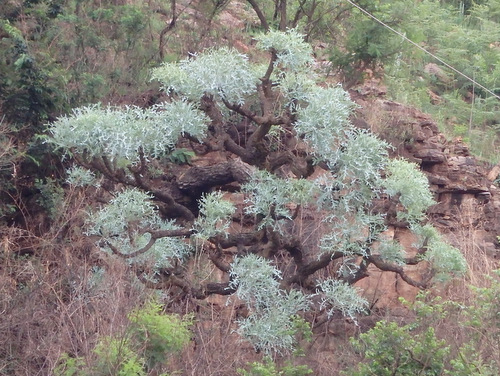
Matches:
[[344, 0, 500, 101]]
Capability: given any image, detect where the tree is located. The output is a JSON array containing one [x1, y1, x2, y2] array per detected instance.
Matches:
[[0, 19, 61, 126], [47, 29, 466, 353], [243, 0, 420, 88]]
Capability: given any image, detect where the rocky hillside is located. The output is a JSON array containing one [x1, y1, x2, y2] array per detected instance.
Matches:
[[2, 1, 500, 374], [351, 81, 500, 306]]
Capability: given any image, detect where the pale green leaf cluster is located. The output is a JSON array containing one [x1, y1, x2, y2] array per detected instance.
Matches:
[[337, 130, 389, 191], [425, 239, 467, 282], [48, 101, 208, 162], [377, 239, 406, 266], [149, 62, 190, 96], [317, 279, 368, 320], [320, 131, 389, 210], [243, 170, 316, 231], [319, 211, 385, 258], [276, 70, 317, 109], [65, 166, 99, 187], [294, 86, 356, 164], [313, 171, 344, 210], [193, 191, 235, 240], [256, 29, 314, 71], [86, 189, 191, 270], [383, 159, 436, 223], [229, 254, 282, 308], [229, 255, 310, 353], [236, 289, 309, 354], [413, 224, 467, 282], [255, 29, 316, 108], [313, 137, 388, 214], [0, 20, 23, 40], [87, 188, 158, 236], [130, 220, 192, 274], [336, 258, 365, 280], [151, 47, 258, 104]]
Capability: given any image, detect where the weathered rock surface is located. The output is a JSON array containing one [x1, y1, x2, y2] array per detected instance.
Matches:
[[352, 85, 500, 306], [354, 89, 499, 252]]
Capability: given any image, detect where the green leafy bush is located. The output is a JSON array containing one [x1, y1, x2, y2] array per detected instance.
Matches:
[[92, 337, 146, 376], [238, 357, 313, 376], [350, 321, 449, 376], [350, 285, 500, 375], [35, 177, 65, 220], [54, 300, 192, 375], [128, 301, 193, 370]]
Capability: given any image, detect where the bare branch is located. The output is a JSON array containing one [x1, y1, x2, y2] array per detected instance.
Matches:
[[246, 0, 270, 30], [368, 255, 430, 289], [286, 251, 344, 286], [136, 270, 235, 299]]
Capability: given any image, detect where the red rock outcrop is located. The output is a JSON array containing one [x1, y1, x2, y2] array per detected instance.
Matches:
[[352, 86, 500, 306]]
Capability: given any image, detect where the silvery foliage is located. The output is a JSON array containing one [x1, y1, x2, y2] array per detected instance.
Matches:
[[319, 210, 385, 258], [193, 191, 235, 240], [383, 159, 436, 223], [294, 86, 356, 165], [412, 224, 467, 281], [229, 254, 282, 308], [48, 101, 208, 162], [317, 130, 390, 213], [276, 71, 317, 109], [425, 239, 467, 282], [337, 257, 364, 280], [66, 166, 99, 187], [86, 189, 191, 273], [242, 170, 316, 232], [236, 290, 309, 354], [151, 47, 258, 105], [237, 28, 464, 337], [229, 254, 309, 353], [49, 29, 468, 352], [336, 130, 389, 192], [317, 279, 368, 320], [377, 239, 407, 266], [255, 29, 315, 108], [255, 29, 314, 71]]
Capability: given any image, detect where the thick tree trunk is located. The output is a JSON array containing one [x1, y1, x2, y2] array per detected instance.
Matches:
[[177, 159, 255, 192]]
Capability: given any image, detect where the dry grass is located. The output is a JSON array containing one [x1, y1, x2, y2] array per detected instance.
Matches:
[[0, 184, 151, 375], [444, 195, 499, 298]]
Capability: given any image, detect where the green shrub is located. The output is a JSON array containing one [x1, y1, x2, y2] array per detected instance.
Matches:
[[238, 357, 313, 376], [349, 285, 500, 375], [128, 301, 193, 370], [350, 321, 449, 376], [54, 300, 192, 375]]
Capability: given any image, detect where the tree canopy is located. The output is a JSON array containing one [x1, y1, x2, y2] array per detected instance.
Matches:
[[47, 29, 466, 353]]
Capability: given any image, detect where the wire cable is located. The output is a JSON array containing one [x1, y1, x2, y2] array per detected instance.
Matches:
[[344, 0, 500, 101]]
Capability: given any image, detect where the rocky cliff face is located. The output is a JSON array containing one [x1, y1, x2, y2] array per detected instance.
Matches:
[[352, 84, 500, 306]]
